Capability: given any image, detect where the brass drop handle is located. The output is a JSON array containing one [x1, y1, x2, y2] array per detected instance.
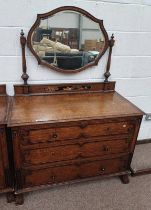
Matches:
[[100, 168, 105, 173], [52, 133, 58, 138], [103, 145, 110, 152], [123, 124, 127, 128]]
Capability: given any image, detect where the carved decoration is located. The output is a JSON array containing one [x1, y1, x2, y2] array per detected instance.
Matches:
[[44, 84, 92, 93]]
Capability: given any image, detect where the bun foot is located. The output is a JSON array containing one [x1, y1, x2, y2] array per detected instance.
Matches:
[[6, 192, 15, 203], [15, 194, 24, 205], [120, 174, 129, 184]]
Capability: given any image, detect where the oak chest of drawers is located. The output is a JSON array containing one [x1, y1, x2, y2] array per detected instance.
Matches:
[[7, 82, 143, 204], [0, 85, 14, 202]]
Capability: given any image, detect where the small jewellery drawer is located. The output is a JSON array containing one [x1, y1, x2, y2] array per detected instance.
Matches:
[[22, 139, 129, 166], [23, 157, 128, 187], [20, 121, 133, 145]]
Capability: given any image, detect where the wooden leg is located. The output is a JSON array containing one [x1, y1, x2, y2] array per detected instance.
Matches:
[[120, 174, 130, 184], [6, 192, 15, 203], [15, 194, 24, 205]]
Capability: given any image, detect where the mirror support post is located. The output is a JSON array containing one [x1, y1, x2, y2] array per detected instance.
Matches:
[[20, 30, 29, 85], [104, 34, 115, 82]]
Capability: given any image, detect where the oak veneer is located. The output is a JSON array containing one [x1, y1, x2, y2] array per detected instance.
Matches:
[[8, 91, 142, 126], [7, 82, 143, 204], [0, 85, 14, 202]]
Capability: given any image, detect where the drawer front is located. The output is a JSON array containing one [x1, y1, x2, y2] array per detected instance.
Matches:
[[22, 139, 129, 166], [23, 157, 128, 187], [20, 121, 133, 145]]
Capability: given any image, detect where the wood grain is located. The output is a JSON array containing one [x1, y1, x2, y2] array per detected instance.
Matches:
[[23, 156, 128, 187], [8, 91, 143, 127], [0, 87, 13, 195], [9, 84, 143, 203]]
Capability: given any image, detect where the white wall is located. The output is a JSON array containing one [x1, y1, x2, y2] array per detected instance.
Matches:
[[0, 0, 151, 140]]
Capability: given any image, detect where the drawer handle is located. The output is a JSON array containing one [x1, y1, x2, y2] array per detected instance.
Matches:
[[100, 168, 105, 173], [80, 121, 88, 128], [103, 145, 110, 152], [52, 133, 58, 138]]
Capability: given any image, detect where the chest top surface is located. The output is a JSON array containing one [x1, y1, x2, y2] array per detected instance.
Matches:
[[8, 91, 143, 127]]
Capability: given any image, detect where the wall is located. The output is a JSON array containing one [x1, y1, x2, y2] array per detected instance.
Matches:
[[0, 0, 151, 140]]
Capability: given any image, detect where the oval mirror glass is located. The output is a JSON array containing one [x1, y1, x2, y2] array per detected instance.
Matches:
[[28, 7, 109, 72]]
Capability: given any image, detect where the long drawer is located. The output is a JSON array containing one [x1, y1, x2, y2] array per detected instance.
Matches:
[[22, 156, 128, 187], [20, 121, 133, 145], [22, 138, 130, 166]]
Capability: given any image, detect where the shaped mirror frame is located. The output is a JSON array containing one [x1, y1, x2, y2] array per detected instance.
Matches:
[[27, 6, 109, 73]]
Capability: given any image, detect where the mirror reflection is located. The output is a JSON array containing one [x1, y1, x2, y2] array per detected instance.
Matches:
[[31, 11, 105, 71]]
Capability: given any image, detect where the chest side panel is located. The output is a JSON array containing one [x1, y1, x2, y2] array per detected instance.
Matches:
[[0, 127, 7, 190]]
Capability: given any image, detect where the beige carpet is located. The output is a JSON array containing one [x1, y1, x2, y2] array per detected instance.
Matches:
[[0, 175, 151, 210], [0, 143, 151, 210], [131, 143, 151, 170]]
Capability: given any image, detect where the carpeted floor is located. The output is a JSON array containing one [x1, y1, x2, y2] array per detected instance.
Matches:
[[0, 143, 151, 210], [131, 143, 151, 170]]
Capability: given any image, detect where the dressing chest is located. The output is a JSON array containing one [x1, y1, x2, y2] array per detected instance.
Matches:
[[7, 82, 143, 204], [0, 85, 14, 202], [6, 6, 144, 204]]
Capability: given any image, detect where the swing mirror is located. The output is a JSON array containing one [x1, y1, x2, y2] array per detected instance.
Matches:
[[27, 6, 109, 73]]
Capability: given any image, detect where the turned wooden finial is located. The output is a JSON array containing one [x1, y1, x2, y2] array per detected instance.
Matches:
[[20, 30, 29, 85], [104, 34, 115, 82]]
